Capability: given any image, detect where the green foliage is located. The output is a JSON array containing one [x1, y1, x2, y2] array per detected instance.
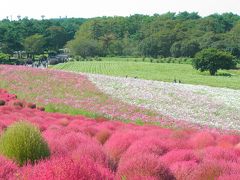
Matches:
[[66, 12, 240, 58], [23, 34, 46, 58], [0, 52, 9, 60], [53, 59, 240, 89], [193, 48, 237, 75], [139, 31, 176, 57], [135, 119, 145, 126], [1, 13, 240, 59], [0, 121, 50, 166], [0, 53, 10, 63], [180, 41, 200, 57], [0, 17, 86, 55], [67, 39, 103, 58], [45, 26, 68, 51], [45, 103, 100, 118]]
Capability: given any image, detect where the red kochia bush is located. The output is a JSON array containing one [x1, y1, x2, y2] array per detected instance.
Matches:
[[83, 127, 98, 137], [20, 156, 114, 180], [198, 147, 239, 162], [218, 174, 240, 180], [104, 129, 144, 170], [58, 118, 70, 127], [46, 132, 92, 157], [160, 149, 199, 166], [95, 129, 112, 144], [46, 138, 68, 157], [0, 89, 17, 102], [0, 156, 18, 179], [169, 161, 198, 180], [188, 160, 223, 180], [118, 175, 158, 180], [217, 134, 240, 148], [60, 132, 91, 152], [189, 159, 240, 180], [189, 131, 216, 149], [117, 154, 175, 180], [119, 136, 174, 166], [71, 142, 108, 166]]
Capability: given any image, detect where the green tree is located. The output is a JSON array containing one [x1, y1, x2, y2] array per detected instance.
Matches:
[[0, 22, 23, 54], [223, 22, 240, 57], [181, 41, 200, 57], [140, 31, 176, 57], [0, 52, 10, 63], [45, 26, 68, 51], [1, 12, 240, 59], [99, 33, 116, 54], [176, 11, 200, 20], [198, 14, 230, 33], [170, 41, 182, 57], [193, 48, 236, 75], [67, 39, 102, 58], [23, 34, 46, 59], [198, 32, 222, 49]]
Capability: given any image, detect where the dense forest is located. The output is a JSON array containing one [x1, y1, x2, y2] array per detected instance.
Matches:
[[1, 12, 240, 61], [0, 17, 86, 61]]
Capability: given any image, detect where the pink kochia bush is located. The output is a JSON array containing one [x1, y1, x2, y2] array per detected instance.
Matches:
[[20, 156, 114, 180], [117, 154, 175, 180], [1, 89, 240, 179], [0, 156, 18, 179], [104, 130, 144, 170]]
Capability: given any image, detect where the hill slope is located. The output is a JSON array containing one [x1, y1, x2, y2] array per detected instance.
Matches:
[[1, 89, 240, 179], [54, 61, 240, 89]]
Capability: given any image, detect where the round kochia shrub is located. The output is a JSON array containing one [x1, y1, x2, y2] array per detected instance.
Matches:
[[117, 154, 175, 179], [0, 121, 50, 166]]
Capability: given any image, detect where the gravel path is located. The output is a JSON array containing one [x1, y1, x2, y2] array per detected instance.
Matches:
[[85, 73, 240, 131]]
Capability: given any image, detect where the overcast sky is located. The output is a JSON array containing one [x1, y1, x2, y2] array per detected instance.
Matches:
[[1, 0, 239, 20]]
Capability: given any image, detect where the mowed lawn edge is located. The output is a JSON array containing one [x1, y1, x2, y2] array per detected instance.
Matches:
[[53, 61, 240, 90]]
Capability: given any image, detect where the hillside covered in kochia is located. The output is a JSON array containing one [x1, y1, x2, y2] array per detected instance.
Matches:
[[1, 12, 240, 58], [1, 78, 240, 179]]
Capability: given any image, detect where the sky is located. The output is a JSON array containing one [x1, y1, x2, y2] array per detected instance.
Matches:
[[0, 0, 240, 20]]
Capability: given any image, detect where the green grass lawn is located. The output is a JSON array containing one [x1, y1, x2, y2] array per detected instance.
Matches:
[[80, 56, 193, 64], [53, 60, 240, 89]]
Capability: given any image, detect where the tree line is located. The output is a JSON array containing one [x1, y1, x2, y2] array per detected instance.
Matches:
[[67, 12, 240, 59], [0, 17, 86, 61], [1, 12, 240, 61]]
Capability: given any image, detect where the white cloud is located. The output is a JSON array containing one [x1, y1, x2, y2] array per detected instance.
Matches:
[[0, 0, 239, 20]]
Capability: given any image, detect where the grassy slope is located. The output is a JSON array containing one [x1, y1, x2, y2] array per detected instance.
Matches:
[[100, 57, 192, 63], [54, 60, 240, 89]]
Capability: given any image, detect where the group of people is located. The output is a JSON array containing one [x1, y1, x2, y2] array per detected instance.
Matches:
[[25, 60, 48, 68], [173, 78, 182, 83]]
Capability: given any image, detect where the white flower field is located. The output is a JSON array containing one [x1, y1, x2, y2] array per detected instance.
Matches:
[[87, 73, 240, 130]]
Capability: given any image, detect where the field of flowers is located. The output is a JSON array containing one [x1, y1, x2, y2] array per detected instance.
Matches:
[[0, 65, 173, 125], [1, 65, 240, 131], [1, 89, 240, 179], [87, 73, 240, 131]]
